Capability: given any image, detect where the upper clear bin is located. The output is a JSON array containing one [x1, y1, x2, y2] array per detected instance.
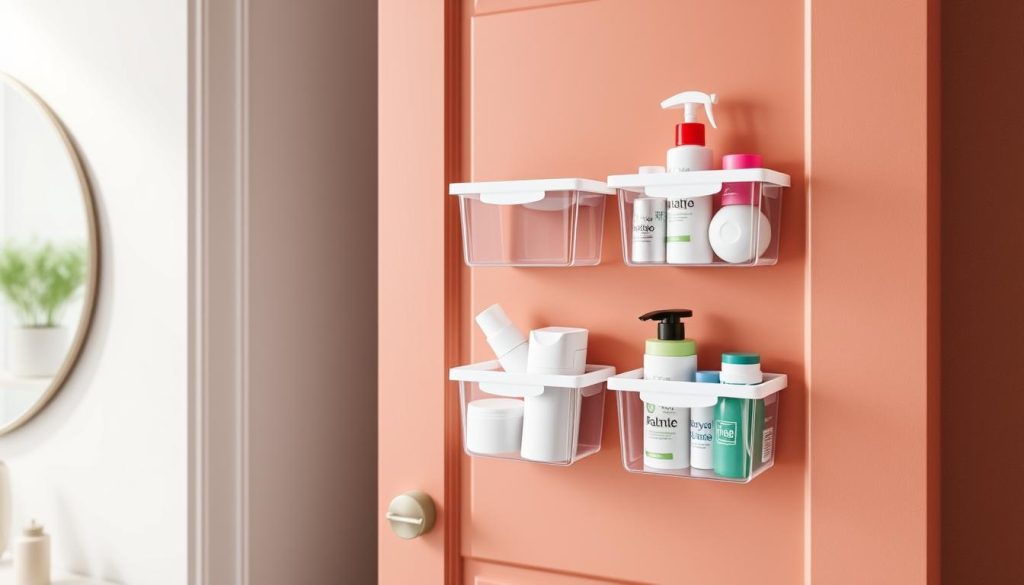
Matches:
[[448, 178, 612, 267], [607, 169, 791, 267]]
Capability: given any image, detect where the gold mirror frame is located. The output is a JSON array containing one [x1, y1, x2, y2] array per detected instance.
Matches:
[[0, 72, 100, 435]]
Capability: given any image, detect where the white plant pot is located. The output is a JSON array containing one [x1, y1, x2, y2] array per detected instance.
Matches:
[[9, 326, 69, 378]]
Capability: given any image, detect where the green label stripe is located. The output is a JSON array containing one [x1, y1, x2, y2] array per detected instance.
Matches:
[[667, 235, 691, 242], [645, 451, 674, 460]]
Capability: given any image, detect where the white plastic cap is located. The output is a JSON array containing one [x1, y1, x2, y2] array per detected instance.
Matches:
[[475, 304, 512, 338], [476, 304, 528, 367], [527, 327, 589, 375]]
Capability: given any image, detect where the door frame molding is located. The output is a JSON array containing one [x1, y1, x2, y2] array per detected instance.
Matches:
[[189, 0, 250, 583]]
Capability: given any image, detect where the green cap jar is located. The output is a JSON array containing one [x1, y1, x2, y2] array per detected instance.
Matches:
[[721, 352, 762, 385]]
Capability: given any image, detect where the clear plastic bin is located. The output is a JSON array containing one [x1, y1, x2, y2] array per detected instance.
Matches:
[[608, 369, 786, 483], [449, 360, 615, 465], [608, 169, 789, 267], [448, 178, 612, 267]]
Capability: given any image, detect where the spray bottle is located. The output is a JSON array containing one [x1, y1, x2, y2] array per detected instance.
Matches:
[[661, 91, 717, 264]]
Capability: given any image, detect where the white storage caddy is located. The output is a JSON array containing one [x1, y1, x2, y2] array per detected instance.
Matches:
[[448, 178, 612, 267], [608, 368, 788, 482], [608, 168, 790, 267], [449, 360, 616, 465]]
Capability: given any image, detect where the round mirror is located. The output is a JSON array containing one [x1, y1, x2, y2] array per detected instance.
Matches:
[[0, 73, 98, 433]]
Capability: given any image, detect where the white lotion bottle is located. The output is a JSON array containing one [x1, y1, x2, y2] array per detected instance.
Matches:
[[661, 91, 718, 264], [690, 371, 720, 469], [639, 310, 697, 470], [13, 520, 49, 585], [521, 327, 588, 463], [475, 304, 528, 372], [631, 165, 667, 264], [631, 197, 666, 264]]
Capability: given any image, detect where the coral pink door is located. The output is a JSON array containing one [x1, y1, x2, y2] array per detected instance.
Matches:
[[379, 1, 938, 584]]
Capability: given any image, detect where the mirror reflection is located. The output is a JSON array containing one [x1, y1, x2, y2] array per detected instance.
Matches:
[[0, 75, 97, 432]]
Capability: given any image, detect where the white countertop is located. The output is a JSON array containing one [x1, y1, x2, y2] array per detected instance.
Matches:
[[0, 558, 117, 584]]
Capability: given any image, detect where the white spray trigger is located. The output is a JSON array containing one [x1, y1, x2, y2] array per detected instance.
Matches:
[[661, 91, 718, 128]]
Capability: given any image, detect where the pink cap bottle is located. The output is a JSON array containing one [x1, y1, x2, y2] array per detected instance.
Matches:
[[721, 154, 763, 206], [710, 153, 772, 263]]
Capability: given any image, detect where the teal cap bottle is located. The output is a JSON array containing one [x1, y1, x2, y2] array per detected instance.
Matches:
[[713, 398, 750, 478]]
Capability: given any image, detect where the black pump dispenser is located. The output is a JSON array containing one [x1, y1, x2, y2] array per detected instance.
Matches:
[[639, 309, 693, 341]]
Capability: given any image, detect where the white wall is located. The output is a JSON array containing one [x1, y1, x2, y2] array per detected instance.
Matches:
[[0, 1, 187, 584]]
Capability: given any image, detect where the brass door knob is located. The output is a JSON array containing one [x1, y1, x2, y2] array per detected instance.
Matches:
[[386, 490, 436, 539]]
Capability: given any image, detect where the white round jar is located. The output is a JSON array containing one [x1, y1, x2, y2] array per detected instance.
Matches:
[[465, 398, 524, 455], [709, 194, 771, 264]]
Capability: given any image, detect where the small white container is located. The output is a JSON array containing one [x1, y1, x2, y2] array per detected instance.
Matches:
[[13, 520, 49, 585], [465, 398, 524, 455], [709, 198, 771, 264]]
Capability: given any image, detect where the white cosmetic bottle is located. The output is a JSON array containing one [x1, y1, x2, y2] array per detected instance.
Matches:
[[661, 91, 717, 264], [631, 196, 666, 264], [521, 327, 588, 463], [639, 310, 697, 470], [475, 304, 528, 373], [13, 520, 49, 585], [690, 371, 720, 469]]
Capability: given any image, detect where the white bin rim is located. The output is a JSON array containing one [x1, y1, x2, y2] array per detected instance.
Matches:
[[449, 360, 616, 388], [448, 178, 614, 199], [607, 168, 791, 197]]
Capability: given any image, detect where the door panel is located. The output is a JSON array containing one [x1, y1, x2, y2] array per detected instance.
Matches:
[[461, 1, 805, 583], [379, 0, 938, 582]]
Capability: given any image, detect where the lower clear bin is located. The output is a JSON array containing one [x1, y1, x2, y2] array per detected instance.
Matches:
[[449, 179, 612, 267], [449, 361, 615, 465], [608, 369, 786, 483]]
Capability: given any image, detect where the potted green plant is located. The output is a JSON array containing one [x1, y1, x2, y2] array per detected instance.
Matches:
[[0, 242, 87, 377]]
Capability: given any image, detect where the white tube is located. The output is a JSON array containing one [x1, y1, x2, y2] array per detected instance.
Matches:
[[521, 327, 588, 463], [475, 304, 528, 372]]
